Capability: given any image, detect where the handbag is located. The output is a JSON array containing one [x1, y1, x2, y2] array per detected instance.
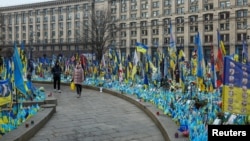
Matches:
[[70, 82, 75, 91]]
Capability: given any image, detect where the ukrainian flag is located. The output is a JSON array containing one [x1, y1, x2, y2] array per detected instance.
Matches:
[[136, 42, 148, 54]]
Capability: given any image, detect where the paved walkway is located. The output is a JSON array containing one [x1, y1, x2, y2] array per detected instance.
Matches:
[[29, 83, 165, 141]]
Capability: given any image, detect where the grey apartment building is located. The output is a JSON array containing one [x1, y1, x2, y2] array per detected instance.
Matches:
[[0, 0, 249, 62]]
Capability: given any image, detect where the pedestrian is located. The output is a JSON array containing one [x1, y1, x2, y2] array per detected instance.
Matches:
[[27, 59, 34, 81], [72, 61, 84, 98], [51, 60, 62, 93]]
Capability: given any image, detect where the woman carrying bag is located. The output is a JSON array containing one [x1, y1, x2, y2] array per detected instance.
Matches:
[[72, 61, 84, 98]]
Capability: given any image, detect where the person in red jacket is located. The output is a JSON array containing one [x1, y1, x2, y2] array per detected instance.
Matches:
[[72, 61, 84, 98]]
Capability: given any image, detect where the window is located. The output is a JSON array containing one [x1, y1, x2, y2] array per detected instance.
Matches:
[[177, 37, 184, 44], [219, 12, 230, 19], [51, 16, 55, 22], [36, 25, 40, 31], [204, 3, 214, 11], [83, 4, 88, 11], [176, 17, 184, 24], [44, 16, 48, 22], [220, 1, 231, 8], [131, 4, 137, 10], [176, 7, 184, 14], [59, 23, 63, 29], [36, 17, 40, 23], [44, 9, 48, 15], [121, 31, 126, 37], [58, 7, 63, 14], [75, 5, 80, 11], [60, 31, 63, 36], [59, 15, 63, 21], [190, 6, 198, 12], [236, 0, 248, 6], [67, 30, 71, 36], [22, 26, 26, 31], [121, 6, 127, 12], [152, 38, 159, 46], [204, 35, 213, 43], [36, 10, 40, 15], [164, 0, 171, 6], [130, 22, 137, 27], [164, 9, 171, 15], [84, 12, 88, 18], [43, 24, 48, 30], [120, 23, 126, 28], [152, 29, 159, 35], [111, 0, 116, 5], [237, 10, 247, 18], [67, 22, 71, 29], [141, 39, 148, 45], [141, 12, 148, 18], [75, 21, 80, 28], [52, 31, 55, 37], [151, 20, 158, 26], [131, 30, 137, 36], [152, 2, 159, 8], [121, 15, 127, 20], [67, 13, 72, 20], [237, 33, 245, 41], [141, 3, 148, 9], [130, 14, 136, 19], [177, 0, 184, 5], [75, 13, 80, 19], [111, 8, 116, 14], [44, 32, 48, 37], [220, 34, 230, 42], [51, 8, 56, 15], [131, 39, 136, 46], [141, 21, 147, 27], [121, 40, 126, 46], [190, 36, 195, 43], [152, 11, 159, 17], [176, 27, 184, 33], [141, 30, 148, 35], [51, 23, 55, 30], [29, 11, 33, 16]]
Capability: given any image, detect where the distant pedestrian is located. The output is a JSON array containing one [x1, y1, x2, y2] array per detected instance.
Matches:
[[27, 59, 34, 81], [72, 61, 84, 98], [51, 60, 62, 93]]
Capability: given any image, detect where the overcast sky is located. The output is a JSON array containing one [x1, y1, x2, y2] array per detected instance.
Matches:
[[0, 0, 54, 7]]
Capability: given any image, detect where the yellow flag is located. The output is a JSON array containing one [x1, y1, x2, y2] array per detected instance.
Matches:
[[131, 66, 137, 80], [220, 41, 226, 55]]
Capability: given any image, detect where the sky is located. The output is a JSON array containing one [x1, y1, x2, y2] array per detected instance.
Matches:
[[0, 0, 54, 7]]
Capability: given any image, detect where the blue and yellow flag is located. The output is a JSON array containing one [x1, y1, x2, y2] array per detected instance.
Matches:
[[13, 44, 27, 96], [195, 32, 205, 91], [222, 57, 250, 114], [136, 42, 148, 54], [0, 79, 12, 106]]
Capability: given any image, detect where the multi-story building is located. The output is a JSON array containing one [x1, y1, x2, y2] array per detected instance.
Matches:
[[0, 0, 249, 62]]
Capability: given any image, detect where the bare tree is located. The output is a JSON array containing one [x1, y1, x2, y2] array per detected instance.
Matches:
[[82, 4, 118, 64]]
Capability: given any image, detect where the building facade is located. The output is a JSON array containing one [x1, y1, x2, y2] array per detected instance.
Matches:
[[0, 0, 249, 62]]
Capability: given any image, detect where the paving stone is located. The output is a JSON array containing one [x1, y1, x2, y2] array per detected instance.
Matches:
[[25, 83, 189, 141]]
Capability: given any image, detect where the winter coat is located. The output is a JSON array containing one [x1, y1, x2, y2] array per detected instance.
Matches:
[[73, 67, 84, 85], [52, 64, 62, 78]]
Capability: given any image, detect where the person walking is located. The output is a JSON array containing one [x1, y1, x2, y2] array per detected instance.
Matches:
[[51, 60, 62, 93], [72, 61, 84, 98]]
